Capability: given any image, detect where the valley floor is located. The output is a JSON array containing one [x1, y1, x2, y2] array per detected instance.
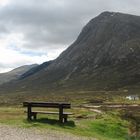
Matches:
[[0, 95, 139, 140]]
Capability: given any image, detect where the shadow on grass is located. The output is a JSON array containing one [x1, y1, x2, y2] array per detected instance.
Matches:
[[25, 118, 75, 128]]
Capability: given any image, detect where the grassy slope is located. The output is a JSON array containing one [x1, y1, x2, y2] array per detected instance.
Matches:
[[0, 106, 129, 140]]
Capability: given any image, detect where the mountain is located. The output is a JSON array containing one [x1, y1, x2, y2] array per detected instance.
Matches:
[[20, 61, 52, 79], [1, 11, 140, 93], [0, 64, 38, 85]]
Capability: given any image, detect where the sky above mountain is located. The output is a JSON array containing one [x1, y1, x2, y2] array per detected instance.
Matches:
[[0, 0, 140, 73]]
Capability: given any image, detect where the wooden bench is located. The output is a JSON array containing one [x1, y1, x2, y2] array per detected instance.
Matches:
[[23, 102, 73, 123]]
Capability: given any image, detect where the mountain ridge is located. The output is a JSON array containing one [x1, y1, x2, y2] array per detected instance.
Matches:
[[1, 11, 140, 93], [0, 64, 38, 85]]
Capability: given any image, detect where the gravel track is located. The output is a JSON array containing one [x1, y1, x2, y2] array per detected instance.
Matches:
[[0, 125, 96, 140]]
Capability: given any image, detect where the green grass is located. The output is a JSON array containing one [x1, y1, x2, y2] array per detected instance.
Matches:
[[88, 114, 128, 140], [0, 106, 131, 140]]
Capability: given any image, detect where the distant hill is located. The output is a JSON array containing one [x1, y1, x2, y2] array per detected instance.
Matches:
[[20, 61, 52, 79], [0, 64, 38, 85], [1, 11, 140, 93]]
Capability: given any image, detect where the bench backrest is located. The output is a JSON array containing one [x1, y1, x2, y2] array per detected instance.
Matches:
[[23, 102, 71, 109]]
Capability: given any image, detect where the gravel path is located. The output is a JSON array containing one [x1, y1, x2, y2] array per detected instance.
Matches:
[[0, 125, 96, 140]]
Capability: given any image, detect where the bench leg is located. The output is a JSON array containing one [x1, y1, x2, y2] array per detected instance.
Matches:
[[59, 117, 63, 123], [27, 105, 32, 121], [27, 115, 32, 121], [33, 113, 37, 120], [59, 105, 63, 123], [63, 114, 68, 123], [27, 113, 37, 121], [64, 117, 67, 123], [27, 113, 32, 121]]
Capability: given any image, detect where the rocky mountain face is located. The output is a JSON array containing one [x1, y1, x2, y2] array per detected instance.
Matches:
[[1, 11, 140, 92], [0, 64, 38, 85]]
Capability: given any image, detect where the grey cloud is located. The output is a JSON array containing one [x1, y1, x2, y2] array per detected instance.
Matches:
[[0, 63, 9, 68], [0, 63, 16, 71], [0, 4, 83, 49], [0, 0, 140, 51], [0, 24, 9, 35]]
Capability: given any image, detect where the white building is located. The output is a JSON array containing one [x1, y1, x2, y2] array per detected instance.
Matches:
[[126, 95, 139, 101]]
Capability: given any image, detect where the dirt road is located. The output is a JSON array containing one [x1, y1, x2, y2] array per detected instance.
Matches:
[[0, 125, 96, 140]]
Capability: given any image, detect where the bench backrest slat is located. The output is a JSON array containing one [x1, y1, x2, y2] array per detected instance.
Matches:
[[23, 102, 71, 109]]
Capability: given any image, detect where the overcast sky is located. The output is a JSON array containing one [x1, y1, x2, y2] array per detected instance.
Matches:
[[0, 0, 140, 73]]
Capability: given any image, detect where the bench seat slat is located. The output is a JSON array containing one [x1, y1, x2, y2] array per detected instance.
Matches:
[[34, 111, 59, 114], [24, 111, 73, 115], [23, 102, 71, 108]]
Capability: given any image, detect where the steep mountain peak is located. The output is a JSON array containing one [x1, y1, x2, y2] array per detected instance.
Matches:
[[90, 11, 139, 24], [97, 11, 129, 20], [99, 11, 118, 17], [99, 11, 136, 17]]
